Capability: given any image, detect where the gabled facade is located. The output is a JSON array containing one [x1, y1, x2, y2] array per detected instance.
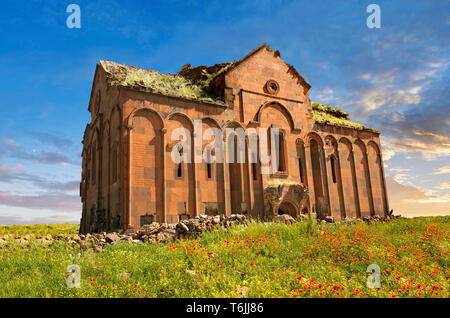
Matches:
[[80, 44, 389, 233]]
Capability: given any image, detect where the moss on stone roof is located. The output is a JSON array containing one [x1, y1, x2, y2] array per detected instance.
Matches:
[[311, 102, 348, 117], [98, 61, 377, 133], [311, 101, 377, 132], [312, 110, 365, 130], [100, 60, 225, 105]]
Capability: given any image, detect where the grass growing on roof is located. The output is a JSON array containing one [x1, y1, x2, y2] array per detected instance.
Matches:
[[313, 110, 365, 130], [311, 102, 348, 117], [123, 69, 222, 103], [103, 60, 224, 105]]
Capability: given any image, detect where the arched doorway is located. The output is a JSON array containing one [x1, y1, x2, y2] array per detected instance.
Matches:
[[278, 201, 298, 217]]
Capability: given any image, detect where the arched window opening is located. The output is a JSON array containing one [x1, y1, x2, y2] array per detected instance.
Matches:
[[207, 163, 212, 179], [278, 131, 286, 172], [330, 156, 337, 183], [298, 157, 304, 183], [176, 145, 183, 178], [269, 127, 287, 173], [177, 162, 183, 178], [206, 150, 212, 179]]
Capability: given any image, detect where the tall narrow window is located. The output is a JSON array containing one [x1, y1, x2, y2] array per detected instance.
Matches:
[[268, 127, 286, 173], [207, 163, 212, 179], [177, 162, 182, 178], [206, 150, 212, 179], [177, 145, 183, 178], [330, 156, 337, 183], [298, 158, 304, 183], [277, 131, 286, 172], [252, 162, 257, 180]]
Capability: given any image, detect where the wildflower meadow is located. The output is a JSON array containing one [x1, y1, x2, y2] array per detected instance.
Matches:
[[0, 216, 448, 298]]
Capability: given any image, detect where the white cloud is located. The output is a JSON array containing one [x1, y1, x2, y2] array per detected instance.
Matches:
[[382, 134, 450, 160], [436, 182, 450, 190], [387, 176, 450, 216], [388, 167, 410, 173], [315, 87, 341, 105], [382, 148, 395, 161], [321, 88, 334, 95], [358, 88, 421, 111], [403, 197, 449, 204], [432, 166, 450, 175], [393, 173, 412, 185], [380, 139, 396, 161]]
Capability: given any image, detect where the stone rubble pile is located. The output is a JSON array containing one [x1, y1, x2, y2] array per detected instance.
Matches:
[[272, 214, 307, 224], [0, 214, 248, 250], [0, 212, 402, 249], [318, 213, 402, 224]]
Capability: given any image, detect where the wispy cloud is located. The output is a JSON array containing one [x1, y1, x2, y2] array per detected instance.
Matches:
[[386, 176, 450, 216], [370, 67, 450, 160], [0, 191, 81, 212], [383, 134, 450, 160], [436, 182, 450, 190], [0, 214, 79, 226], [432, 166, 450, 175], [1, 138, 20, 149], [0, 164, 79, 192], [403, 197, 449, 204], [26, 131, 74, 150], [1, 138, 80, 166], [12, 150, 78, 166], [380, 140, 396, 161]]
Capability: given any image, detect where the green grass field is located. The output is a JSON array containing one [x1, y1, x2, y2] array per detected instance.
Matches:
[[0, 216, 448, 298]]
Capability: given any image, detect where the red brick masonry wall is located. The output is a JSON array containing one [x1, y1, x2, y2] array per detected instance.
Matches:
[[79, 45, 388, 233]]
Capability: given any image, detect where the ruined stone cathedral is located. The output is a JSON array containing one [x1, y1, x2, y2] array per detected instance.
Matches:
[[79, 44, 389, 233]]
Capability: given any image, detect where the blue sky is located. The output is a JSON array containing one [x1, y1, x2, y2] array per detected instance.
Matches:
[[0, 0, 449, 224]]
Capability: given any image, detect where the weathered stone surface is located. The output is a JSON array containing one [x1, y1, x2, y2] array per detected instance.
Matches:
[[156, 229, 176, 242], [120, 236, 133, 243], [175, 214, 247, 238], [325, 216, 334, 223], [273, 214, 297, 224], [176, 222, 189, 233], [263, 183, 309, 220], [105, 233, 120, 243], [79, 44, 389, 234]]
